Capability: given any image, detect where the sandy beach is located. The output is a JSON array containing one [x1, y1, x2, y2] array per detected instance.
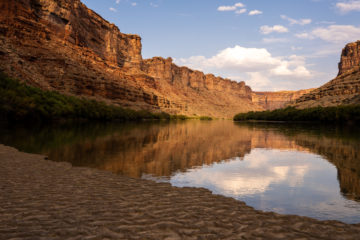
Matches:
[[1, 144, 360, 240]]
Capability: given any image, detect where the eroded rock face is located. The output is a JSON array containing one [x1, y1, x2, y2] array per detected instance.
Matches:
[[0, 0, 308, 117], [0, 0, 161, 112], [141, 57, 260, 117], [338, 41, 360, 76], [252, 90, 314, 110], [293, 40, 360, 108], [293, 69, 360, 108]]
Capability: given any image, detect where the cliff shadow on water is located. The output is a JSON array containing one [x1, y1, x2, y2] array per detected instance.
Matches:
[[0, 120, 360, 201]]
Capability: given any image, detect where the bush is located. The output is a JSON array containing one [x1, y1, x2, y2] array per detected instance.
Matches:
[[233, 106, 360, 123], [0, 72, 172, 122], [199, 116, 213, 120]]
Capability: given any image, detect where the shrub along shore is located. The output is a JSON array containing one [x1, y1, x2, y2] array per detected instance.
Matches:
[[0, 72, 212, 122], [0, 72, 173, 122], [234, 105, 360, 123]]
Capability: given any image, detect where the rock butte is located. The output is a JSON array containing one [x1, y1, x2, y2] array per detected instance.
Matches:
[[0, 0, 312, 118], [294, 41, 360, 108]]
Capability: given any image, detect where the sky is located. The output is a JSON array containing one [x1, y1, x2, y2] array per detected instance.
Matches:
[[81, 0, 360, 91]]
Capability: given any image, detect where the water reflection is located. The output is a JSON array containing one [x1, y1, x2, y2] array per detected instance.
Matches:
[[0, 121, 360, 223], [171, 149, 360, 222]]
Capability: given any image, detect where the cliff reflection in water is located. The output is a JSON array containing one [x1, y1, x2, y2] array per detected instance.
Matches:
[[0, 121, 359, 202]]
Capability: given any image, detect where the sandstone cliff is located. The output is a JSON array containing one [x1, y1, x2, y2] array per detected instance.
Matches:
[[0, 0, 263, 118], [0, 0, 309, 118], [338, 41, 360, 76], [294, 41, 360, 108], [141, 57, 261, 117], [252, 90, 314, 110]]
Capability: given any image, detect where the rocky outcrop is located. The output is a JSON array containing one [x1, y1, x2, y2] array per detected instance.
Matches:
[[141, 57, 260, 117], [252, 90, 313, 110], [294, 67, 360, 108], [294, 41, 360, 108], [0, 0, 164, 112], [338, 41, 360, 76]]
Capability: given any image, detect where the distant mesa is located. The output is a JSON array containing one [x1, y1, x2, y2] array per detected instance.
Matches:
[[0, 0, 358, 117]]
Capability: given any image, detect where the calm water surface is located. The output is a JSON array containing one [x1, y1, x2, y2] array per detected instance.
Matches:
[[1, 120, 360, 223]]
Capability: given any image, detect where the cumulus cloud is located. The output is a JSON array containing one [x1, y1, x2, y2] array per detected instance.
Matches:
[[260, 25, 289, 34], [175, 45, 311, 91], [131, 2, 137, 6], [295, 25, 360, 43], [218, 2, 245, 12], [249, 10, 263, 16], [281, 15, 312, 25], [116, 0, 120, 3], [336, 1, 360, 13], [109, 7, 117, 12]]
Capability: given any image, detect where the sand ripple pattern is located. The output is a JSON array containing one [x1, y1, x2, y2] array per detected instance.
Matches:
[[1, 145, 360, 239]]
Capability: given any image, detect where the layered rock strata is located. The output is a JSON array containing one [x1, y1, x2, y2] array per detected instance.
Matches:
[[294, 41, 360, 108], [252, 90, 313, 110], [0, 0, 270, 118], [338, 41, 360, 76]]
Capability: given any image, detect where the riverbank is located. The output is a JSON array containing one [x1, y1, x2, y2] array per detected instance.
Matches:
[[0, 72, 214, 122], [0, 72, 171, 122], [234, 105, 360, 123], [1, 144, 359, 239]]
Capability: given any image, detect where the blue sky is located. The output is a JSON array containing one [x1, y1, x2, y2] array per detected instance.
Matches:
[[82, 0, 360, 91]]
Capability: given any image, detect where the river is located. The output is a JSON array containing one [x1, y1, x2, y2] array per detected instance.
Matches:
[[1, 120, 359, 223]]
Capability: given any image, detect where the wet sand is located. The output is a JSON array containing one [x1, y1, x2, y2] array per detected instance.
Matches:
[[1, 144, 359, 239]]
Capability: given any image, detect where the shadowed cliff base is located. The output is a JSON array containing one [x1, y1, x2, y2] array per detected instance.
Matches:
[[0, 72, 215, 122], [0, 72, 171, 122]]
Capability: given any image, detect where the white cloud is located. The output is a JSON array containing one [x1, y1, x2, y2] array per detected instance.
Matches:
[[175, 45, 311, 91], [281, 15, 312, 25], [236, 9, 247, 14], [109, 7, 117, 12], [218, 2, 245, 12], [262, 38, 288, 43], [234, 3, 245, 8], [116, 0, 120, 4], [249, 10, 263, 16], [295, 25, 360, 43], [260, 25, 289, 34], [336, 1, 360, 13], [131, 2, 137, 6], [218, 6, 237, 11]]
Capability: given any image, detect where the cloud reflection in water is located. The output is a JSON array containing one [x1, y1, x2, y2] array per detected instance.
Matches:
[[170, 148, 360, 223]]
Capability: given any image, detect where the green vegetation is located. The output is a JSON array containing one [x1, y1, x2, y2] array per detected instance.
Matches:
[[169, 115, 213, 120], [199, 116, 213, 120], [234, 106, 360, 123], [0, 72, 171, 122], [170, 115, 189, 120]]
